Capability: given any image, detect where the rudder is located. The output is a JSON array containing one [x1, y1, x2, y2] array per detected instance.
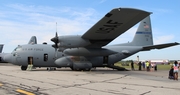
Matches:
[[130, 16, 153, 46]]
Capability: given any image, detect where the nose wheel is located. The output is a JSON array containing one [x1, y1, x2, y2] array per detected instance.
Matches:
[[21, 66, 27, 71]]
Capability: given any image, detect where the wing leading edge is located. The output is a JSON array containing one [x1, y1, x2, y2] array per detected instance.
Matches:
[[142, 42, 179, 51], [82, 8, 151, 47]]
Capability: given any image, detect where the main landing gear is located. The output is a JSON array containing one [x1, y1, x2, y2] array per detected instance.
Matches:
[[70, 66, 91, 71], [47, 67, 56, 71]]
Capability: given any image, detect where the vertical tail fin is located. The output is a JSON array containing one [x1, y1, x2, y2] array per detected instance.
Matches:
[[28, 36, 37, 44], [0, 44, 4, 53], [130, 16, 153, 46]]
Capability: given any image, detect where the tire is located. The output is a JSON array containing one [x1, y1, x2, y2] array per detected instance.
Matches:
[[70, 66, 74, 71], [21, 66, 27, 71], [84, 68, 91, 71]]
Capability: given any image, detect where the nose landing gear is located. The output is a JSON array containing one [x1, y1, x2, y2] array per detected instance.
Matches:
[[21, 66, 27, 71]]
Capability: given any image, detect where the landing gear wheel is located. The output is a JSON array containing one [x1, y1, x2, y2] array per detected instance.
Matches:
[[70, 66, 74, 71], [47, 67, 56, 71], [83, 68, 91, 71], [21, 66, 27, 71]]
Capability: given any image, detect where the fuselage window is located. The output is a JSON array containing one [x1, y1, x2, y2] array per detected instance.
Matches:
[[14, 46, 22, 51], [44, 54, 48, 61]]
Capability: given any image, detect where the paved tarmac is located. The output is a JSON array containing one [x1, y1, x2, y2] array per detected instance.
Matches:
[[0, 63, 180, 95]]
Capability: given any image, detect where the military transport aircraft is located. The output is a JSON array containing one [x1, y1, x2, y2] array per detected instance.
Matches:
[[4, 8, 179, 71]]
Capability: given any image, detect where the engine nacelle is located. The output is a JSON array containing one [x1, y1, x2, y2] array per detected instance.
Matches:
[[63, 47, 117, 56], [54, 56, 73, 67], [73, 61, 92, 70], [54, 56, 92, 70], [58, 35, 91, 48]]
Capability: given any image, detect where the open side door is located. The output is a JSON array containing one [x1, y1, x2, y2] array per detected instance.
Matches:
[[28, 57, 33, 65], [103, 56, 108, 65]]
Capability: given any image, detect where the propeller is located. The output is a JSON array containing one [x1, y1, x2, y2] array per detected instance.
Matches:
[[51, 32, 59, 48], [51, 32, 59, 58], [51, 22, 60, 58]]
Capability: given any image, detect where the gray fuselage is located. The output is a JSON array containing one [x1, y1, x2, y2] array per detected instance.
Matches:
[[5, 44, 142, 68]]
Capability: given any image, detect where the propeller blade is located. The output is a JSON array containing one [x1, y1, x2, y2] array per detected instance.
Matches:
[[51, 32, 60, 58], [51, 23, 60, 58], [51, 32, 59, 48]]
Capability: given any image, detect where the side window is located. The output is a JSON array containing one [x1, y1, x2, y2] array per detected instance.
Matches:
[[0, 57, 2, 61], [44, 54, 48, 61]]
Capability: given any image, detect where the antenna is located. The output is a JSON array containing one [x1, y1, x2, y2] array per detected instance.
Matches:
[[56, 22, 57, 33]]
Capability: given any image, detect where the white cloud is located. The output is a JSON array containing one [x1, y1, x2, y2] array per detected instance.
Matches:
[[109, 27, 137, 45], [99, 0, 107, 3], [152, 28, 175, 44], [154, 35, 174, 44], [153, 8, 172, 14], [0, 4, 99, 52]]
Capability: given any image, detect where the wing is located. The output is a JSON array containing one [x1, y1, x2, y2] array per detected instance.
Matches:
[[142, 42, 179, 51], [82, 8, 151, 48]]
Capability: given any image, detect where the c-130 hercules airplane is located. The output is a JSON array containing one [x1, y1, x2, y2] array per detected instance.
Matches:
[[4, 8, 179, 71]]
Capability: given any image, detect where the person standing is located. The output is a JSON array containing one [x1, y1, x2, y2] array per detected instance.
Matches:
[[142, 62, 145, 70], [138, 61, 142, 71], [131, 60, 135, 70], [169, 66, 174, 79], [173, 61, 179, 80], [149, 61, 152, 71], [154, 62, 157, 71], [145, 61, 150, 71]]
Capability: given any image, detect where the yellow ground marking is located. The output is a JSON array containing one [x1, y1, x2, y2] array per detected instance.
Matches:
[[16, 89, 35, 95], [0, 83, 3, 86]]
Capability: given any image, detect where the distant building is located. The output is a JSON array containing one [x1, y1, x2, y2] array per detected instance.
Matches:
[[149, 59, 169, 65], [178, 60, 180, 64]]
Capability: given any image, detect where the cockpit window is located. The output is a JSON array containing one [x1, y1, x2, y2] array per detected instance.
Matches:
[[13, 46, 22, 51]]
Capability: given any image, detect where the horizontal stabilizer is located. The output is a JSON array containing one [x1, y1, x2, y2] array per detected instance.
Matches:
[[142, 42, 179, 51]]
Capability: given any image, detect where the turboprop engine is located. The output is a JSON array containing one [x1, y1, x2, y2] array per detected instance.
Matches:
[[54, 56, 92, 70], [51, 34, 91, 49]]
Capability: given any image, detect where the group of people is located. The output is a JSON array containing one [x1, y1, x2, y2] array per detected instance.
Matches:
[[130, 61, 157, 71], [168, 61, 179, 80], [130, 60, 179, 81], [144, 61, 157, 71]]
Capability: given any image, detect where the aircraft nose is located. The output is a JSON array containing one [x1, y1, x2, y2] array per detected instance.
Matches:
[[3, 54, 12, 63]]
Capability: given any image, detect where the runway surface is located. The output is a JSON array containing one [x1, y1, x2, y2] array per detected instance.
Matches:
[[0, 63, 180, 95]]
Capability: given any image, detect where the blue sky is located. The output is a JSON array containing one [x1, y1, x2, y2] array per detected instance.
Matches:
[[0, 0, 180, 60]]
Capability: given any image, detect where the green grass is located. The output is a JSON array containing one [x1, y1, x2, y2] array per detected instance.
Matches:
[[114, 62, 172, 70]]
